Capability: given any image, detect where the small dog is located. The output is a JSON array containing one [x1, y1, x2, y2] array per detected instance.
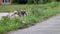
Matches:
[[10, 10, 27, 17]]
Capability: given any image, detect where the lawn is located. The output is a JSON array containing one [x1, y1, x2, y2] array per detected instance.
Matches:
[[0, 2, 60, 34]]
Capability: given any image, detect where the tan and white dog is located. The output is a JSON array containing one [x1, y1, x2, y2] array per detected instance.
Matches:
[[7, 9, 27, 18]]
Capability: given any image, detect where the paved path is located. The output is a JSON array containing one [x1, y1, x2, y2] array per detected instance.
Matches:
[[7, 14, 60, 34], [0, 13, 13, 19], [0, 13, 8, 19]]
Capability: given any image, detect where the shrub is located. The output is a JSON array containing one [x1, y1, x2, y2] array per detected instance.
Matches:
[[12, 0, 17, 3], [27, 0, 33, 4]]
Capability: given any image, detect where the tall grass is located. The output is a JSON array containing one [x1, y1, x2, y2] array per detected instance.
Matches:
[[0, 2, 60, 34]]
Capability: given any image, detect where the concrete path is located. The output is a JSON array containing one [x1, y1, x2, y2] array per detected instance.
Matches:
[[7, 14, 60, 34], [0, 13, 13, 19], [0, 13, 8, 19]]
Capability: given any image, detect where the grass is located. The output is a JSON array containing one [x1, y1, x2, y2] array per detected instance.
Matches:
[[0, 2, 60, 34]]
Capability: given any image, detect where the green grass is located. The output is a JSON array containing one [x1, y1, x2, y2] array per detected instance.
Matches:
[[0, 2, 60, 34]]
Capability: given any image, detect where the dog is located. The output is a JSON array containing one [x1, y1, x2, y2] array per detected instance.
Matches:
[[8, 10, 27, 17]]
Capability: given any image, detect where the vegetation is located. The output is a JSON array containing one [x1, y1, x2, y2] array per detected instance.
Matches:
[[0, 2, 60, 34], [12, 0, 60, 4]]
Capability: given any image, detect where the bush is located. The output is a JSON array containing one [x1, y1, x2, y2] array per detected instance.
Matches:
[[12, 0, 17, 3], [27, 0, 33, 4]]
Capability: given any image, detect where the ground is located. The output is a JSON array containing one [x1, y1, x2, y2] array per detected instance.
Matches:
[[7, 14, 60, 34]]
